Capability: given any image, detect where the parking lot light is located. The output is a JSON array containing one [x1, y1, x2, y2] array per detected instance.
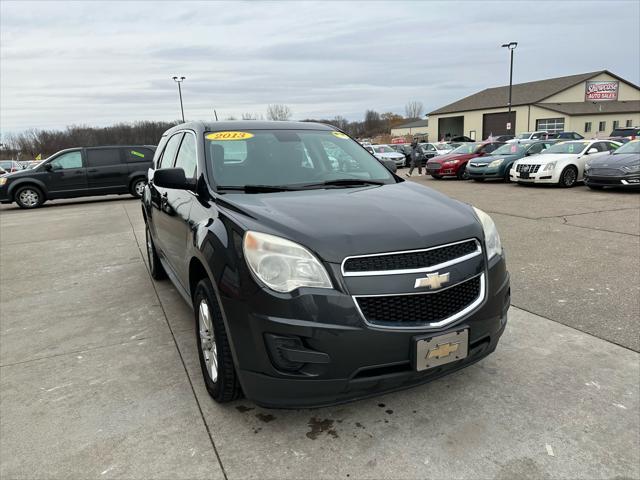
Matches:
[[501, 42, 517, 134], [172, 76, 186, 123]]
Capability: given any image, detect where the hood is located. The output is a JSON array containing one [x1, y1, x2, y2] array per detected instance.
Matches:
[[589, 152, 640, 167], [217, 182, 483, 263], [522, 153, 577, 164], [471, 153, 520, 165], [428, 152, 478, 163]]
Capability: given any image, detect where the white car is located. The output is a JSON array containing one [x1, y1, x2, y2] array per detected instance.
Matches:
[[366, 144, 406, 167], [419, 142, 455, 159], [511, 140, 622, 187], [507, 131, 549, 143]]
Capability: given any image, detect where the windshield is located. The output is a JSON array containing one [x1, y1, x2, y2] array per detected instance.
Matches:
[[491, 143, 526, 156], [205, 129, 396, 189], [542, 141, 590, 154], [516, 133, 532, 139], [434, 143, 451, 150], [449, 143, 481, 155], [613, 141, 640, 154], [374, 145, 395, 153]]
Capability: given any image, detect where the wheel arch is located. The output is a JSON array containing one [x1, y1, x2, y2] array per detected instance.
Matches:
[[8, 179, 48, 201]]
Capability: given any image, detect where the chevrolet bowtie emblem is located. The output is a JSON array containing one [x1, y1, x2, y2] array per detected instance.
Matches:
[[427, 342, 460, 359], [414, 272, 450, 289]]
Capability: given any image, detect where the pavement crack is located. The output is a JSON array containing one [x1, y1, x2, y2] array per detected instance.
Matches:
[[122, 204, 229, 480]]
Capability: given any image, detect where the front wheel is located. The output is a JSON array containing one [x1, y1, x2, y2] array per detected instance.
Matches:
[[194, 278, 242, 403], [456, 165, 469, 180], [559, 166, 578, 187], [15, 185, 45, 209]]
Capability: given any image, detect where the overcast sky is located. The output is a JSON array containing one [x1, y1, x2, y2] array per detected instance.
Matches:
[[1, 0, 639, 134]]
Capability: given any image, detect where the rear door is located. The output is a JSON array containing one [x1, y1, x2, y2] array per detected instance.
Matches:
[[42, 150, 88, 197], [86, 147, 128, 193]]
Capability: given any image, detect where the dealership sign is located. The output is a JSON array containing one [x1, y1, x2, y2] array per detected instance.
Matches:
[[585, 80, 619, 101]]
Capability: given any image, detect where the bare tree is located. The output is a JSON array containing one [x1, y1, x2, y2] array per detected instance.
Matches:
[[266, 104, 292, 121], [241, 112, 264, 120], [405, 101, 424, 119]]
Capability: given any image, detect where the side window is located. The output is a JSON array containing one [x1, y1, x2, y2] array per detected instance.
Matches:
[[86, 149, 121, 167], [605, 142, 618, 151], [126, 148, 154, 162], [158, 133, 184, 169], [592, 142, 606, 152], [426, 144, 436, 152], [528, 143, 543, 155], [50, 151, 83, 170], [174, 133, 197, 179]]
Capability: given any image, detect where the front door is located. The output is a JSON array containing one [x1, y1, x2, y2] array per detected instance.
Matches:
[[42, 150, 88, 197], [86, 147, 128, 193]]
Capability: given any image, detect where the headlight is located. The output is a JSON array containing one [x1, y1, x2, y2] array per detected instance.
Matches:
[[622, 164, 640, 173], [543, 161, 556, 171], [243, 231, 332, 293], [488, 159, 504, 168], [0, 177, 7, 186], [472, 207, 502, 260]]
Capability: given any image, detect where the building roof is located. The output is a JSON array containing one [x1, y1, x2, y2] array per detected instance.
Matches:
[[429, 70, 639, 115], [394, 119, 429, 129], [535, 100, 640, 116]]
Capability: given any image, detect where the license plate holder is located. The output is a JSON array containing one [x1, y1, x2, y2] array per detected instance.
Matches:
[[414, 329, 469, 371], [520, 172, 530, 179]]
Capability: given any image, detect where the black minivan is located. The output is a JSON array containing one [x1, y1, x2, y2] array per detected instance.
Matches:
[[0, 145, 155, 208], [143, 121, 510, 408]]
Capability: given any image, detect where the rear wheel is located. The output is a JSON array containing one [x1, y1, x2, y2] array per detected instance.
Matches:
[[194, 278, 242, 403], [130, 178, 146, 198], [559, 166, 578, 187], [14, 185, 44, 209]]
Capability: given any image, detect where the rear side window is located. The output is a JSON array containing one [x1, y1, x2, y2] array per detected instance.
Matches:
[[86, 149, 121, 167], [126, 148, 154, 162], [174, 133, 197, 178], [158, 133, 184, 168]]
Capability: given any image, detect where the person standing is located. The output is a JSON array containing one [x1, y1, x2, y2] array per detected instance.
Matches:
[[406, 139, 422, 177]]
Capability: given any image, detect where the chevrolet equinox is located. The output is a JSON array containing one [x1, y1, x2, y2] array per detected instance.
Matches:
[[142, 121, 510, 408]]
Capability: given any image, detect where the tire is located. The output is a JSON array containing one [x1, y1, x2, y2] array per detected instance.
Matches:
[[130, 178, 146, 199], [503, 170, 512, 183], [587, 184, 604, 190], [472, 178, 485, 182], [431, 174, 443, 179], [145, 225, 167, 280], [456, 164, 470, 180], [194, 278, 242, 403], [559, 166, 578, 188], [14, 185, 45, 209]]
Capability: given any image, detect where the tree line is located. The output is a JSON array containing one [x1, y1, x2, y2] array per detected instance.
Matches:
[[2, 101, 424, 159]]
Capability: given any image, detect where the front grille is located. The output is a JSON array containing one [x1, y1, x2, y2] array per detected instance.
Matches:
[[343, 240, 478, 273], [589, 168, 621, 176], [356, 275, 482, 327], [427, 163, 442, 170], [469, 162, 486, 168], [517, 164, 541, 173]]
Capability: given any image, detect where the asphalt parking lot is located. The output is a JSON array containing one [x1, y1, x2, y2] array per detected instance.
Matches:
[[1, 179, 638, 479]]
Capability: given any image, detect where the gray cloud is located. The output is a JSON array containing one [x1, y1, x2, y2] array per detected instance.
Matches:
[[1, 0, 639, 133]]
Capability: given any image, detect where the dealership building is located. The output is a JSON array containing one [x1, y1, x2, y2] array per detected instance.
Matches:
[[425, 70, 640, 141]]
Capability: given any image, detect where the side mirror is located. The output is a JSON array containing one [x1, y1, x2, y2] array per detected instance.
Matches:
[[44, 163, 53, 171], [609, 150, 614, 155], [153, 168, 195, 190], [587, 148, 598, 155], [379, 159, 397, 173]]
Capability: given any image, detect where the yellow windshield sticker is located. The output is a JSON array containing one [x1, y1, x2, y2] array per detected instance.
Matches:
[[331, 131, 349, 139], [206, 131, 254, 141], [131, 150, 145, 158]]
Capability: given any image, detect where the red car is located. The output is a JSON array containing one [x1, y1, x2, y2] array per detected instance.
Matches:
[[426, 142, 504, 179]]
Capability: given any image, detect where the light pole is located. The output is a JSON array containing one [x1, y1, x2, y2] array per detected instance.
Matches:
[[172, 76, 186, 122], [501, 42, 517, 134]]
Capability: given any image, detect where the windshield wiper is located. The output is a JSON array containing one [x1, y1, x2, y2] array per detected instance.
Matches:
[[301, 179, 386, 188], [216, 184, 301, 193]]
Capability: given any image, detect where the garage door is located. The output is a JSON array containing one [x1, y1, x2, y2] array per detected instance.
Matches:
[[482, 112, 516, 139]]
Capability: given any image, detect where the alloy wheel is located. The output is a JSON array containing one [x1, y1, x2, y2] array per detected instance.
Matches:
[[563, 168, 577, 186], [134, 180, 145, 197], [198, 300, 218, 383], [18, 189, 39, 207]]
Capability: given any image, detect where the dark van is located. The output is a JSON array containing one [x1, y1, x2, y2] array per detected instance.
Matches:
[[0, 145, 155, 208]]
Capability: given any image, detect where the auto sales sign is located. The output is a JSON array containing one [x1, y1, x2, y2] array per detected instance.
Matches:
[[585, 80, 619, 101]]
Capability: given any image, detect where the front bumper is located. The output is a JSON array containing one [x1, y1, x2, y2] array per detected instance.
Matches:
[[468, 165, 504, 179], [584, 173, 640, 188], [426, 163, 462, 177], [511, 168, 558, 184], [220, 256, 510, 408]]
